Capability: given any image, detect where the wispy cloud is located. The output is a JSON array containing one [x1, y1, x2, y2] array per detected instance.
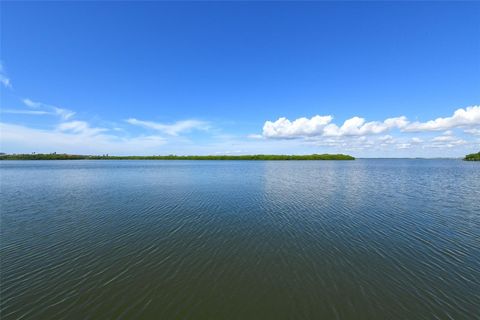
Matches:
[[22, 98, 42, 108], [0, 122, 166, 155], [21, 98, 76, 120], [126, 118, 209, 136], [411, 137, 423, 144], [57, 121, 108, 136], [464, 128, 480, 136], [1, 109, 52, 116], [247, 134, 264, 139], [0, 63, 12, 89]]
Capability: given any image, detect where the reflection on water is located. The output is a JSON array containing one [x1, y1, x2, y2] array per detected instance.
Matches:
[[1, 160, 479, 319]]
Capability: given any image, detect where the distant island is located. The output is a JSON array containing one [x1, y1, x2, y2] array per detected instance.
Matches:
[[0, 153, 355, 161], [464, 152, 480, 161]]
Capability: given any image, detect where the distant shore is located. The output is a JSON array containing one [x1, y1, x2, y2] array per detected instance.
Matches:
[[0, 153, 355, 161], [464, 152, 480, 161]]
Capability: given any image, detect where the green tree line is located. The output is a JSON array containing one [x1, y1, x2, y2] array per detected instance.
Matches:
[[0, 153, 355, 161], [464, 152, 480, 161]]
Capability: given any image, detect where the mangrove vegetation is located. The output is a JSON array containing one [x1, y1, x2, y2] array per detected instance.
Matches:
[[464, 152, 480, 161], [0, 153, 355, 161]]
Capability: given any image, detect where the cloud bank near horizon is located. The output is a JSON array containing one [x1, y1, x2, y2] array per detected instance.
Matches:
[[261, 106, 480, 139], [1, 104, 479, 157]]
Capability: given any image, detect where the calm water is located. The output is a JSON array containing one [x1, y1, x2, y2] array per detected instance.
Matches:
[[1, 160, 479, 319]]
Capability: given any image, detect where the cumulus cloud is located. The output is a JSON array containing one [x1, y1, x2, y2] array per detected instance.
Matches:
[[323, 116, 408, 137], [262, 114, 408, 138], [126, 118, 209, 136], [404, 106, 480, 132], [260, 106, 480, 139], [263, 115, 333, 138], [255, 106, 479, 157]]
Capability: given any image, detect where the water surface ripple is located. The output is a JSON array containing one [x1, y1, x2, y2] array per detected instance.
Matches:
[[1, 160, 479, 319]]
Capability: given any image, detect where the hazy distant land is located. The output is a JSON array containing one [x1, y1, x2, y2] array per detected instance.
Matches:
[[0, 153, 355, 161]]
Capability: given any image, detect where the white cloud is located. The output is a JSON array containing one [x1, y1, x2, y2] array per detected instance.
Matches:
[[247, 134, 264, 139], [259, 106, 480, 144], [57, 121, 108, 136], [126, 118, 209, 136], [428, 132, 467, 148], [262, 114, 408, 138], [52, 107, 76, 120], [0, 63, 12, 89], [23, 98, 42, 108], [0, 122, 166, 155], [396, 143, 411, 149], [411, 137, 423, 144], [1, 109, 52, 116], [2, 101, 479, 157], [464, 128, 480, 136], [432, 136, 455, 142], [0, 77, 12, 89], [256, 106, 479, 156], [323, 116, 408, 137], [21, 98, 76, 120], [263, 115, 333, 138], [379, 135, 395, 144], [404, 106, 480, 132]]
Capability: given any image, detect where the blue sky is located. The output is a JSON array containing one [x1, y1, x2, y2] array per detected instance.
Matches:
[[1, 1, 479, 157]]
